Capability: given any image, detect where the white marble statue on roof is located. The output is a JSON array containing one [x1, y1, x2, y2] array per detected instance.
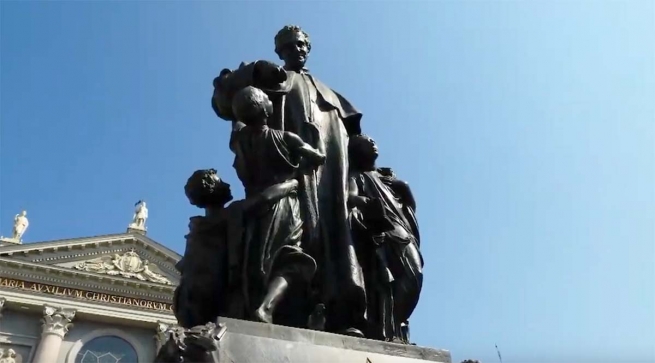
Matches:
[[12, 210, 29, 240], [130, 200, 148, 230]]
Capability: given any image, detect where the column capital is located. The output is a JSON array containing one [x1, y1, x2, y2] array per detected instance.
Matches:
[[154, 321, 170, 347], [41, 305, 76, 338], [0, 297, 6, 318], [154, 321, 182, 350]]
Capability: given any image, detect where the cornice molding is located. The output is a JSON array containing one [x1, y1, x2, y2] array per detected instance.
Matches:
[[0, 234, 131, 255], [28, 243, 131, 263], [0, 332, 39, 347], [0, 233, 181, 265], [2, 289, 176, 326], [21, 242, 180, 273], [1, 263, 175, 301]]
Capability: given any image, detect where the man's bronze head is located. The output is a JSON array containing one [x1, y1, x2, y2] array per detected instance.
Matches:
[[274, 25, 311, 71]]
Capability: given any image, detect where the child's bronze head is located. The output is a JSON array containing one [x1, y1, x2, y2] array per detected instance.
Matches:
[[232, 86, 274, 127], [348, 134, 379, 170], [184, 169, 233, 209]]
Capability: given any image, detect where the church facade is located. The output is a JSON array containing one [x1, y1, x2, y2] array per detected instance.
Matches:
[[0, 225, 180, 363]]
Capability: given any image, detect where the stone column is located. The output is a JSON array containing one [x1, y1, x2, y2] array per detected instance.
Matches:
[[0, 297, 6, 319], [31, 305, 76, 363], [154, 321, 171, 351]]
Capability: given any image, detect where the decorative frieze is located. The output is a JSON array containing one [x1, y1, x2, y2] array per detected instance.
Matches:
[[41, 305, 76, 338], [74, 249, 172, 285], [0, 348, 17, 363]]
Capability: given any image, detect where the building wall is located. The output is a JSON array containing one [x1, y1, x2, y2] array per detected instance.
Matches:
[[0, 234, 181, 363], [0, 289, 174, 363], [0, 310, 41, 363]]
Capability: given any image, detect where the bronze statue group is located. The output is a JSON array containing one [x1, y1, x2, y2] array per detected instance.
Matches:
[[173, 25, 424, 349]]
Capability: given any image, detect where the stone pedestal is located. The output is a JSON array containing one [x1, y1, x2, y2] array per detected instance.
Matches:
[[0, 237, 20, 246], [127, 225, 147, 235], [160, 317, 451, 363]]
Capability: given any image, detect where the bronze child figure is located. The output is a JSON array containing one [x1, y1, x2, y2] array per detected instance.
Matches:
[[347, 134, 423, 343], [230, 86, 326, 324], [175, 167, 302, 328], [174, 169, 239, 328]]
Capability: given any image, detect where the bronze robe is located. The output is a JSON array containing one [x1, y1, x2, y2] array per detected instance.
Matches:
[[231, 127, 317, 319], [173, 205, 245, 328], [350, 170, 423, 342]]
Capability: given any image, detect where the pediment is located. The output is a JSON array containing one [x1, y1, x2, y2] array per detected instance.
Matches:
[[0, 232, 181, 285]]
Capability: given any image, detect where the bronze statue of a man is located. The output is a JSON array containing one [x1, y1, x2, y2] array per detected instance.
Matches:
[[212, 25, 367, 336]]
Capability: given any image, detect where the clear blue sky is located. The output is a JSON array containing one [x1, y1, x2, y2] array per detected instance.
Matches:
[[1, 1, 653, 362]]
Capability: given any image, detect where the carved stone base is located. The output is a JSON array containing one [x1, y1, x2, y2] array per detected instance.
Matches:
[[127, 225, 147, 235], [0, 237, 20, 246], [155, 317, 451, 363]]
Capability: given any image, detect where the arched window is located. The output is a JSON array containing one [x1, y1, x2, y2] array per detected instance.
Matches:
[[74, 336, 138, 363]]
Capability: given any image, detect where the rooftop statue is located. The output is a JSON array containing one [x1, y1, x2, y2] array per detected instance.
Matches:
[[130, 200, 148, 230], [12, 210, 29, 241]]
